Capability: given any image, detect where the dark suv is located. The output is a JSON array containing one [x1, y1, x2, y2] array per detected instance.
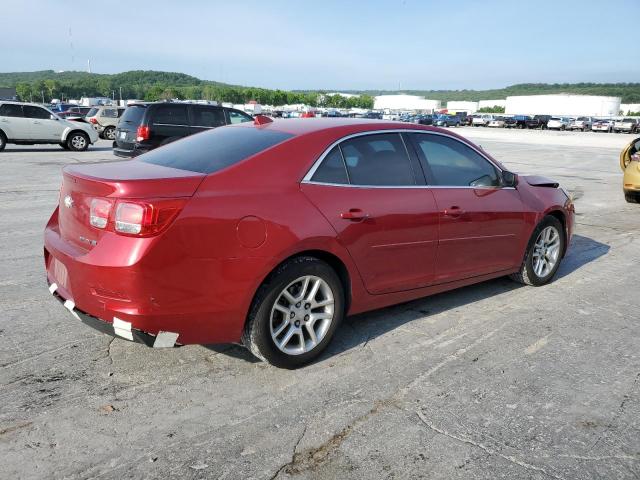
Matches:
[[113, 102, 253, 157]]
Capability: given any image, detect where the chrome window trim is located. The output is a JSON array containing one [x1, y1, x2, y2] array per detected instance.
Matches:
[[152, 123, 190, 127], [302, 129, 506, 188]]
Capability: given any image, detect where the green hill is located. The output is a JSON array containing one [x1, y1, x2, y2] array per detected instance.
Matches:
[[1, 70, 639, 106]]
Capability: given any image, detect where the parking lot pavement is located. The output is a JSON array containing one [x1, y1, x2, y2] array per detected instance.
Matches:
[[1, 132, 638, 480]]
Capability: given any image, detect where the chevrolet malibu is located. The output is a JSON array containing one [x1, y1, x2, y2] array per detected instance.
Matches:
[[44, 118, 575, 368]]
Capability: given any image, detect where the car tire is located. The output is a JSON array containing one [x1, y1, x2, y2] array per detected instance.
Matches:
[[104, 126, 116, 141], [510, 216, 565, 286], [66, 132, 89, 151], [625, 192, 639, 203], [59, 142, 70, 150], [0, 131, 6, 151], [242, 256, 345, 368]]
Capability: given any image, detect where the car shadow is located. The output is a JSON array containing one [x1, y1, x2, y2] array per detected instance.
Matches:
[[205, 234, 609, 366]]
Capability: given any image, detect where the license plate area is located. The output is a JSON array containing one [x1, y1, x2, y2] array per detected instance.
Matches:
[[119, 131, 127, 140], [50, 257, 69, 292]]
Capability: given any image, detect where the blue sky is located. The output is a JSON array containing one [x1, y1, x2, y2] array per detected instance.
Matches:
[[1, 0, 638, 90]]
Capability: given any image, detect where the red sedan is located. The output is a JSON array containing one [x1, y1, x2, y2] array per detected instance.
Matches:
[[44, 118, 574, 368]]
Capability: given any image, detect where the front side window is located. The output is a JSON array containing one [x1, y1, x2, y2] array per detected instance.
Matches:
[[339, 133, 415, 186], [193, 107, 225, 128], [0, 104, 24, 117], [152, 104, 188, 125], [311, 146, 349, 184], [413, 134, 500, 187], [23, 106, 52, 119], [101, 108, 117, 118], [228, 109, 253, 124]]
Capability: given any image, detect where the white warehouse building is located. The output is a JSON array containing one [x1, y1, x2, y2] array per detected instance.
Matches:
[[374, 94, 440, 112], [505, 94, 621, 117], [446, 101, 478, 113]]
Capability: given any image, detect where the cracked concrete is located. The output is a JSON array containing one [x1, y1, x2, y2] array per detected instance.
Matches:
[[1, 130, 639, 479]]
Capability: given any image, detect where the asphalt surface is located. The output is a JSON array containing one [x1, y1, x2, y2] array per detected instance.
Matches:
[[1, 128, 638, 480]]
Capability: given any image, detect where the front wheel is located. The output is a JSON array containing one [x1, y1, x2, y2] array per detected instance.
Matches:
[[67, 132, 89, 151], [243, 256, 344, 368], [510, 216, 565, 286]]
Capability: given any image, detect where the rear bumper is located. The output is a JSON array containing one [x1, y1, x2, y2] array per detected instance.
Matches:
[[113, 146, 146, 158], [48, 282, 169, 347]]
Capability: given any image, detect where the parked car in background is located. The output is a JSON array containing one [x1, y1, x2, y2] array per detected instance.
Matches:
[[526, 115, 551, 129], [414, 114, 434, 125], [504, 115, 530, 129], [44, 118, 574, 368], [620, 136, 640, 203], [592, 119, 615, 133], [488, 117, 506, 128], [547, 117, 572, 130], [568, 117, 593, 131], [57, 106, 93, 121], [433, 114, 461, 127], [113, 102, 253, 157], [472, 114, 494, 126], [49, 103, 78, 114], [85, 106, 126, 140], [0, 101, 99, 151], [613, 118, 638, 134]]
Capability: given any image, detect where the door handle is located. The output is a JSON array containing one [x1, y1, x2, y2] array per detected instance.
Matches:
[[443, 206, 465, 218], [341, 209, 370, 221], [33, 121, 41, 124]]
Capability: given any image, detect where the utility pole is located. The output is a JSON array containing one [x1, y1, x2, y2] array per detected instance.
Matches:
[[41, 90, 45, 104], [119, 87, 122, 104]]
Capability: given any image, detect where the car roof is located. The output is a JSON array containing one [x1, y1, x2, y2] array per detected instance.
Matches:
[[234, 117, 442, 136]]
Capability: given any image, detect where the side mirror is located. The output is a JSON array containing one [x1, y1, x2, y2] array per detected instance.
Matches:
[[502, 171, 518, 188]]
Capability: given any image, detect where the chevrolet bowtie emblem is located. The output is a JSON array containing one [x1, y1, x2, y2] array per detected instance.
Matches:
[[64, 195, 74, 208]]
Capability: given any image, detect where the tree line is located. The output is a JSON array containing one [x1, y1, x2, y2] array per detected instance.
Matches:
[[4, 70, 374, 108]]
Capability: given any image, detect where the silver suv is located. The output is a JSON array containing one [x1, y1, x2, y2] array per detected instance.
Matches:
[[0, 101, 99, 151], [85, 106, 125, 140]]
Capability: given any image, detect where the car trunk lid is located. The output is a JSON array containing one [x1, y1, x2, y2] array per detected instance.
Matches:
[[58, 160, 204, 251]]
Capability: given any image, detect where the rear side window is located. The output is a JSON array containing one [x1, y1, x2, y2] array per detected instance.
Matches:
[[311, 147, 348, 184], [339, 133, 415, 186], [152, 104, 188, 125], [23, 106, 51, 119], [120, 106, 146, 125], [86, 107, 99, 117], [140, 126, 294, 174], [192, 107, 225, 128], [413, 134, 500, 187], [101, 108, 118, 118], [0, 104, 23, 117]]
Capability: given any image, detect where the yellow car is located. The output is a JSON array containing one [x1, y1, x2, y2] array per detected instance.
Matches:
[[621, 137, 640, 203]]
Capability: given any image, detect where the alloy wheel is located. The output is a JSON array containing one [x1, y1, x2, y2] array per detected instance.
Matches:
[[532, 226, 561, 278], [270, 275, 335, 355], [71, 135, 87, 150]]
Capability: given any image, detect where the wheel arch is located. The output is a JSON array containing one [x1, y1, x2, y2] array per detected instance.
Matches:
[[544, 209, 568, 257]]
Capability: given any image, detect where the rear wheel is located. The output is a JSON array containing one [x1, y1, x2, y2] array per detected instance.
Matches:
[[510, 216, 565, 286], [67, 132, 89, 151], [103, 126, 116, 141], [0, 131, 6, 151], [243, 256, 344, 368]]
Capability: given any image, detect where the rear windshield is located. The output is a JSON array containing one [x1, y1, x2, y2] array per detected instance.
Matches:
[[120, 105, 146, 125], [140, 126, 294, 174]]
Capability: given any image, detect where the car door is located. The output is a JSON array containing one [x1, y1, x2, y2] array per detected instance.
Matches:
[[301, 132, 439, 294], [23, 105, 65, 141], [190, 105, 226, 134], [409, 132, 527, 283], [149, 104, 190, 147], [0, 103, 30, 140]]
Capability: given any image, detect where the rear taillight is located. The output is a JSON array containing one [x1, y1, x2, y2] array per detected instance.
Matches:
[[136, 125, 150, 142], [93, 198, 187, 237], [90, 198, 112, 229], [89, 117, 98, 124]]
